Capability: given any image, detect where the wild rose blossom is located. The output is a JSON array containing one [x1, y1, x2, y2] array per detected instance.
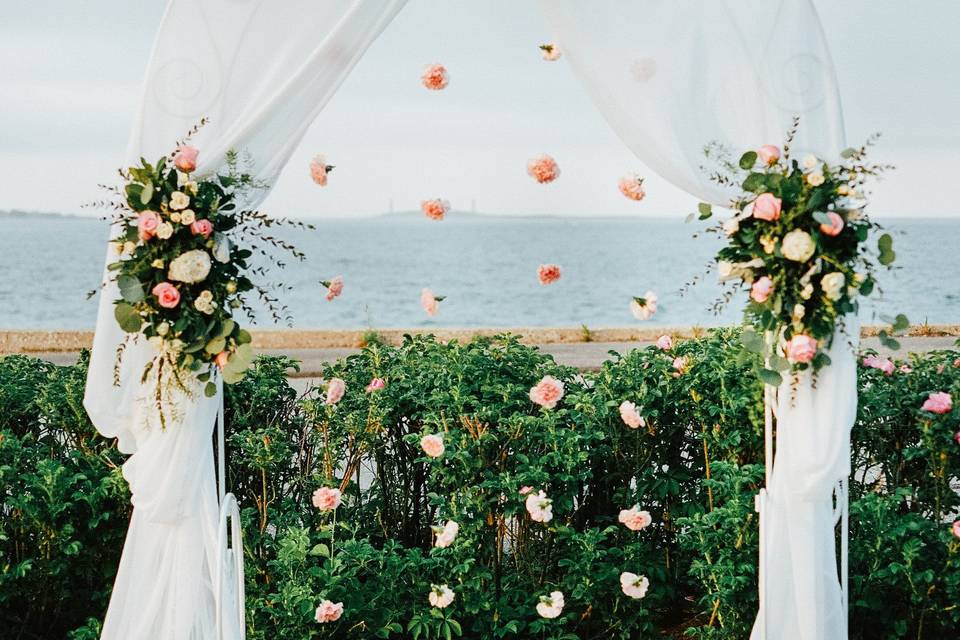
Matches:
[[750, 276, 774, 303], [525, 490, 553, 523], [325, 378, 346, 405], [429, 584, 455, 608], [953, 520, 960, 539], [421, 433, 444, 458], [921, 392, 952, 414], [527, 154, 560, 184], [538, 263, 562, 285], [820, 211, 844, 236], [540, 43, 561, 61], [421, 64, 449, 90], [366, 377, 385, 392], [310, 155, 333, 186], [618, 506, 652, 531], [420, 198, 450, 221], [529, 375, 564, 409], [190, 219, 213, 238], [151, 282, 180, 309], [862, 355, 894, 375], [137, 211, 160, 240], [519, 486, 534, 496], [757, 145, 780, 166], [655, 334, 673, 350], [322, 276, 344, 301], [618, 174, 645, 201], [620, 572, 650, 599], [312, 487, 342, 511], [433, 520, 459, 548], [174, 145, 199, 173], [899, 364, 913, 374], [630, 291, 657, 320], [179, 209, 196, 225], [536, 591, 565, 619], [315, 600, 343, 623], [752, 193, 782, 221], [672, 356, 688, 375], [785, 334, 817, 364], [619, 401, 645, 429]]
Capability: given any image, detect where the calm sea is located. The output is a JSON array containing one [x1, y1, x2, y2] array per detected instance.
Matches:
[[0, 213, 957, 330]]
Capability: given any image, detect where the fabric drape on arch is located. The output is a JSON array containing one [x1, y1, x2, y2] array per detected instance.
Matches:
[[84, 1, 408, 637]]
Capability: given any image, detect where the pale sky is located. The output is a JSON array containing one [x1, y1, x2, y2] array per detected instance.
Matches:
[[1, 1, 958, 218]]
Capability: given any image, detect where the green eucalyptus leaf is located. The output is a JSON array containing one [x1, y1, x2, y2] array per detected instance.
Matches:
[[758, 368, 783, 387], [739, 151, 758, 169], [742, 173, 767, 193], [140, 180, 154, 205], [114, 302, 142, 333], [698, 202, 713, 220], [204, 381, 217, 397], [205, 336, 226, 355], [741, 329, 765, 354]]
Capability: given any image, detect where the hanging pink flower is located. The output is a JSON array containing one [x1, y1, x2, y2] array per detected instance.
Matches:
[[529, 375, 565, 409], [315, 600, 344, 623], [325, 378, 346, 405], [539, 43, 561, 61], [784, 334, 817, 364], [174, 145, 199, 173], [421, 198, 450, 221], [618, 174, 646, 201], [630, 291, 657, 320], [420, 433, 445, 458], [310, 155, 334, 186], [366, 377, 386, 392], [921, 392, 952, 414], [312, 487, 342, 511], [137, 210, 160, 241], [537, 263, 562, 285], [618, 506, 652, 531], [420, 288, 445, 316], [756, 145, 780, 166], [527, 154, 560, 184], [322, 276, 344, 301], [655, 335, 673, 350], [820, 211, 845, 236], [151, 282, 180, 309], [619, 401, 645, 429], [190, 219, 213, 238], [421, 63, 449, 90], [750, 276, 774, 303], [752, 193, 782, 221]]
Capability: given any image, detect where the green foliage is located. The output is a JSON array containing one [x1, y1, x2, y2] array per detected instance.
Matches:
[[1, 333, 958, 638]]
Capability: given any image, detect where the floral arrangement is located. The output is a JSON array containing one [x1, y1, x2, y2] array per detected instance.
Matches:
[[699, 121, 903, 384], [96, 126, 311, 421]]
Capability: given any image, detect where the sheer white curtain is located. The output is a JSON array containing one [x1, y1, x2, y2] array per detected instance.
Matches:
[[84, 1, 407, 637], [537, 2, 852, 639]]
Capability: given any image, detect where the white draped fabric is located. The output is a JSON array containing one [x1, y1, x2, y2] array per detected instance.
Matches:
[[537, 2, 851, 639], [84, 1, 407, 637]]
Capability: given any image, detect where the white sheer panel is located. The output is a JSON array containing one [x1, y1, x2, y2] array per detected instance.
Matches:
[[537, 0, 845, 206], [85, 1, 407, 637]]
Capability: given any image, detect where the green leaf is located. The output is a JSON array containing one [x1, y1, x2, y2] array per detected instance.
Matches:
[[769, 354, 790, 372], [758, 368, 783, 386], [892, 313, 910, 333], [204, 381, 217, 397], [113, 302, 142, 333], [205, 337, 226, 355], [217, 319, 236, 339], [117, 275, 144, 303], [237, 329, 252, 345], [309, 543, 330, 557], [840, 147, 856, 159], [878, 233, 896, 265], [741, 329, 765, 354], [742, 173, 767, 193], [140, 180, 154, 206], [739, 151, 758, 170], [698, 202, 712, 220], [859, 277, 875, 296]]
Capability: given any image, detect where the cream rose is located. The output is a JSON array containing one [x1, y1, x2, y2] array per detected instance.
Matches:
[[807, 172, 825, 187], [168, 249, 212, 283], [821, 272, 845, 301], [156, 222, 174, 240], [169, 191, 190, 211], [180, 209, 196, 225], [781, 229, 815, 262]]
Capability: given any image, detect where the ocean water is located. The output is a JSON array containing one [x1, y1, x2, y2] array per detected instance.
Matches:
[[0, 213, 957, 330]]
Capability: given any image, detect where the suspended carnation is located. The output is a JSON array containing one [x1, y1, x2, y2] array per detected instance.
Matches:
[[655, 334, 673, 350], [618, 506, 652, 531], [618, 174, 646, 201], [421, 198, 450, 221], [315, 600, 344, 624], [428, 584, 455, 609], [310, 155, 334, 186], [536, 591, 565, 619], [325, 378, 346, 405], [312, 487, 342, 512], [529, 375, 564, 409], [173, 145, 199, 173], [421, 288, 445, 316], [527, 154, 560, 184], [784, 334, 817, 364], [630, 291, 657, 320], [420, 433, 445, 458], [539, 43, 561, 61], [433, 520, 460, 548], [525, 490, 553, 523], [619, 401, 645, 429], [620, 572, 650, 599], [921, 391, 952, 414], [321, 276, 344, 301], [421, 63, 449, 90]]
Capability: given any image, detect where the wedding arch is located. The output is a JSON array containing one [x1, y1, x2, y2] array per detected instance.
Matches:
[[83, 1, 851, 639]]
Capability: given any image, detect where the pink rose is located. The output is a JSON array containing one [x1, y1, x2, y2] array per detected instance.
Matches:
[[174, 145, 199, 173], [619, 400, 645, 429], [863, 356, 895, 375], [190, 219, 213, 238], [420, 433, 444, 458], [519, 486, 534, 496], [323, 276, 344, 302], [819, 211, 844, 237], [750, 276, 774, 303], [527, 155, 560, 184], [315, 600, 344, 624], [421, 198, 450, 221], [420, 288, 441, 316], [921, 391, 952, 414], [529, 375, 565, 409], [310, 155, 332, 186], [954, 358, 960, 368], [756, 145, 780, 166], [899, 364, 913, 374], [672, 356, 688, 375], [312, 487, 342, 511], [785, 334, 817, 364], [655, 335, 673, 350], [618, 506, 652, 531], [151, 282, 180, 308], [421, 63, 449, 90], [325, 378, 346, 405], [752, 193, 782, 221], [954, 431, 960, 446], [953, 520, 960, 539], [214, 351, 230, 370], [137, 210, 160, 241], [538, 264, 561, 285], [618, 175, 645, 201], [366, 377, 385, 392]]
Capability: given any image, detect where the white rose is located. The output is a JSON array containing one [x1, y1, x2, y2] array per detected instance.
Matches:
[[821, 272, 845, 301], [168, 249, 212, 283], [802, 154, 819, 170], [801, 283, 814, 300], [722, 217, 740, 236], [717, 258, 764, 282], [807, 172, 825, 187], [169, 191, 190, 211], [156, 222, 174, 240], [792, 304, 806, 321], [177, 171, 189, 187], [156, 322, 170, 336], [122, 241, 136, 254], [169, 212, 181, 223], [428, 585, 455, 609], [180, 209, 196, 225], [212, 233, 231, 264], [781, 229, 815, 262]]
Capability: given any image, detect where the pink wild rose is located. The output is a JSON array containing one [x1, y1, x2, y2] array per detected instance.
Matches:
[[421, 433, 445, 458], [820, 211, 845, 237], [529, 375, 565, 409], [527, 155, 560, 184], [519, 486, 534, 496], [672, 356, 689, 375], [655, 334, 673, 350], [953, 520, 960, 539], [785, 334, 817, 364], [752, 193, 782, 221], [421, 63, 449, 90], [190, 219, 213, 238], [750, 276, 774, 303], [151, 282, 180, 309], [174, 145, 199, 173], [325, 378, 346, 405], [366, 377, 386, 392], [312, 487, 342, 511], [618, 506, 652, 531], [421, 198, 450, 221], [137, 210, 160, 241], [315, 600, 343, 624], [619, 400, 645, 429], [863, 355, 895, 375], [756, 145, 780, 166], [538, 263, 562, 285], [921, 392, 952, 414], [618, 175, 646, 201]]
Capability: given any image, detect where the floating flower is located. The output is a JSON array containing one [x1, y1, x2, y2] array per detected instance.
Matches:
[[169, 191, 190, 211], [421, 198, 450, 221], [538, 263, 562, 285], [672, 356, 688, 375], [757, 145, 780, 166], [620, 572, 650, 599], [310, 155, 334, 186], [752, 193, 782, 221], [529, 375, 565, 409], [421, 433, 445, 458], [174, 145, 199, 173], [429, 584, 455, 609], [315, 600, 343, 623], [325, 378, 346, 405], [421, 288, 445, 316], [421, 64, 449, 90], [312, 487, 342, 511], [785, 334, 817, 364], [820, 211, 844, 236], [618, 174, 646, 201], [366, 377, 386, 392], [527, 154, 560, 184], [655, 334, 673, 350], [539, 43, 561, 61], [630, 291, 657, 320], [536, 591, 565, 619], [750, 276, 774, 303], [168, 249, 212, 283], [190, 219, 213, 238], [433, 520, 459, 548], [151, 282, 180, 309], [322, 276, 344, 301], [821, 272, 846, 301], [921, 392, 952, 414], [781, 229, 815, 262], [619, 401, 645, 429], [618, 506, 652, 531], [525, 490, 553, 523], [137, 210, 160, 240], [862, 355, 894, 375]]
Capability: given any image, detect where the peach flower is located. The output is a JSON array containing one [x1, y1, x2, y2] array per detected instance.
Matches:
[[785, 334, 817, 364], [618, 174, 646, 201], [921, 391, 952, 414], [325, 378, 346, 405], [752, 193, 782, 221], [137, 210, 160, 241], [519, 486, 534, 496], [322, 276, 344, 301], [619, 401, 645, 429], [421, 63, 449, 90], [618, 505, 652, 531], [151, 282, 180, 308], [656, 334, 673, 350], [174, 145, 199, 173], [315, 600, 343, 624], [214, 351, 230, 370], [540, 43, 561, 61], [366, 377, 386, 392], [630, 291, 658, 320], [819, 211, 844, 236], [421, 433, 445, 458], [421, 198, 450, 221], [312, 487, 342, 511], [750, 276, 774, 303], [527, 154, 560, 184], [310, 155, 333, 186], [421, 288, 444, 316], [756, 145, 780, 166], [190, 219, 213, 238], [529, 375, 564, 409], [538, 263, 562, 285]]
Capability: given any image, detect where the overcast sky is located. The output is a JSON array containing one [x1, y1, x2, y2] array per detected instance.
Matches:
[[1, 1, 958, 218]]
